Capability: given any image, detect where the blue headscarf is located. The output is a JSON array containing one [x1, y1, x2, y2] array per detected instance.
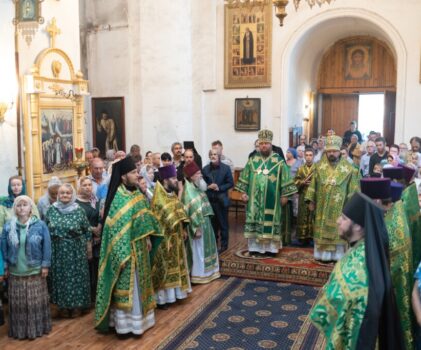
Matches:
[[287, 148, 297, 159], [0, 176, 27, 209]]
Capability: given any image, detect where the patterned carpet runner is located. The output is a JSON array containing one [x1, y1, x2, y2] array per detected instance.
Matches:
[[156, 277, 325, 350], [219, 242, 333, 287]]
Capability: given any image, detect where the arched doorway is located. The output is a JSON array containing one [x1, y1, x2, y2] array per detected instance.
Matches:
[[279, 9, 407, 147], [316, 36, 396, 144]]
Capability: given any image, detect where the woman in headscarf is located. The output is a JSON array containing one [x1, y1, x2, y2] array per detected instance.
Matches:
[[45, 183, 91, 317], [285, 148, 302, 178], [140, 165, 156, 201], [37, 176, 62, 220], [0, 176, 39, 232], [1, 195, 51, 339], [76, 177, 101, 303]]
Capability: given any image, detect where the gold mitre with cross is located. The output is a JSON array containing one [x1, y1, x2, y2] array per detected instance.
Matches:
[[258, 129, 273, 143], [325, 135, 342, 151]]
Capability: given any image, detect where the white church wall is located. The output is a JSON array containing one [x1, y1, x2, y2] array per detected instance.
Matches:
[[80, 0, 421, 169], [199, 0, 421, 167], [0, 0, 81, 196]]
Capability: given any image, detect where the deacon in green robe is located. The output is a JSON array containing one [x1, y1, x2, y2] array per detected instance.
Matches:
[[182, 162, 220, 284], [235, 129, 297, 255], [361, 177, 414, 350], [310, 192, 405, 350], [151, 165, 191, 308], [294, 147, 315, 244], [95, 157, 163, 335], [305, 135, 360, 261]]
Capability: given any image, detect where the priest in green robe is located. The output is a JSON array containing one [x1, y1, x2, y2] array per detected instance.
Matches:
[[151, 165, 191, 308], [182, 161, 220, 284], [95, 157, 163, 335], [361, 177, 414, 350], [235, 129, 297, 255], [305, 135, 360, 261], [310, 192, 405, 350], [400, 165, 421, 271], [294, 147, 315, 244]]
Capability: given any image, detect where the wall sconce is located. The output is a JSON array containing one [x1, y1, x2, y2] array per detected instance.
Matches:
[[0, 101, 14, 123]]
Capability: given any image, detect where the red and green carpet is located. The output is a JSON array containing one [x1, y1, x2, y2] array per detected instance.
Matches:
[[219, 242, 333, 287]]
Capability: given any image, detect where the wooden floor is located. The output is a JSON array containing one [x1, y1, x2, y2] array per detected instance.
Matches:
[[0, 210, 247, 350]]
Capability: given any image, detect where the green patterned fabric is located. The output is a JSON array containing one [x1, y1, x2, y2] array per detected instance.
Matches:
[[385, 200, 414, 350], [305, 156, 360, 252], [182, 181, 219, 276], [235, 152, 297, 244], [95, 186, 163, 332], [150, 182, 190, 292], [310, 240, 368, 350], [46, 205, 91, 310], [401, 183, 421, 271], [294, 163, 315, 240]]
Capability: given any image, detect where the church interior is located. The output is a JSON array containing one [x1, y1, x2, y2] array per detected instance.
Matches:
[[1, 0, 421, 349]]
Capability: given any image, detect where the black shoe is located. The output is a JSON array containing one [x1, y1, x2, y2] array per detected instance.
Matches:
[[157, 303, 169, 310]]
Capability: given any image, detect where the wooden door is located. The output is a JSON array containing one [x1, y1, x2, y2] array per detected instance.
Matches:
[[321, 94, 359, 137], [383, 91, 396, 145]]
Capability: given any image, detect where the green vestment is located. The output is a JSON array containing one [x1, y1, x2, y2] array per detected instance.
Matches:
[[310, 240, 368, 350], [401, 183, 421, 271], [182, 180, 220, 284], [305, 156, 360, 252], [235, 152, 297, 245], [95, 186, 163, 332], [151, 182, 190, 292], [294, 163, 315, 240], [385, 200, 414, 350]]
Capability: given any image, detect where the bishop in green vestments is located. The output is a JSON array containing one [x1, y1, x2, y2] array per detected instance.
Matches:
[[235, 129, 297, 254], [95, 157, 163, 334], [310, 192, 405, 350], [182, 162, 220, 284], [305, 135, 360, 261]]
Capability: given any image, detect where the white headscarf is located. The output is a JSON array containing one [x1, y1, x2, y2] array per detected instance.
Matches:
[[53, 183, 79, 214]]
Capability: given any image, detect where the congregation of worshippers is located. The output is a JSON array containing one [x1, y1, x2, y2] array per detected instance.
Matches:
[[1, 123, 421, 348]]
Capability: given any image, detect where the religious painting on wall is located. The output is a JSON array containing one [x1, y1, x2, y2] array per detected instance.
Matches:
[[224, 1, 272, 88], [40, 108, 74, 174], [235, 98, 261, 131], [344, 43, 372, 80], [92, 97, 125, 157], [13, 0, 43, 23]]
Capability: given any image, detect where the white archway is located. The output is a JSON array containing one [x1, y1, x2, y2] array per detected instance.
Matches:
[[278, 8, 407, 144]]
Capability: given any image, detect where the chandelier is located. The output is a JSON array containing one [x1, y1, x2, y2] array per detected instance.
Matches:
[[273, 0, 335, 26]]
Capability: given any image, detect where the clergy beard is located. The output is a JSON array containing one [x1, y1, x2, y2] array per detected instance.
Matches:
[[339, 225, 353, 242], [194, 178, 208, 192], [328, 154, 340, 164], [124, 184, 137, 192], [260, 149, 271, 158], [165, 181, 178, 193]]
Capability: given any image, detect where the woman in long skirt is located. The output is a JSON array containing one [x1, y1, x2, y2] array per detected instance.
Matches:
[[76, 177, 101, 303], [46, 183, 91, 317], [1, 195, 51, 339]]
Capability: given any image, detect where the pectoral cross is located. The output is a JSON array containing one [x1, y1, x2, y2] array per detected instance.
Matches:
[[46, 18, 61, 48]]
